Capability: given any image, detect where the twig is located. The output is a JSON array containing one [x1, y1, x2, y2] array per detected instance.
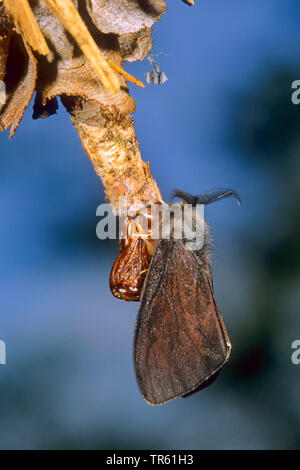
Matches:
[[3, 0, 50, 55]]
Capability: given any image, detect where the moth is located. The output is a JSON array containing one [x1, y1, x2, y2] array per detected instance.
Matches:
[[146, 53, 168, 85], [134, 188, 240, 405]]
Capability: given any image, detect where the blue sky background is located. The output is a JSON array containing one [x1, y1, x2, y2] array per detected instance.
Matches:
[[0, 0, 300, 449]]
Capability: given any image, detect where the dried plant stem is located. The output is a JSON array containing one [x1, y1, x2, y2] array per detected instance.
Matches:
[[107, 59, 145, 89], [70, 112, 162, 212], [3, 0, 49, 55]]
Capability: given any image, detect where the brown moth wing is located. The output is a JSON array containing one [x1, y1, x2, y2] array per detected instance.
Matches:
[[134, 239, 231, 405]]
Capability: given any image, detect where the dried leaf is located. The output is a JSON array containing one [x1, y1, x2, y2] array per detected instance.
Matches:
[[86, 0, 166, 35], [32, 2, 135, 115], [0, 33, 37, 137], [86, 0, 166, 62], [118, 29, 153, 62], [3, 0, 49, 55], [43, 0, 120, 94]]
